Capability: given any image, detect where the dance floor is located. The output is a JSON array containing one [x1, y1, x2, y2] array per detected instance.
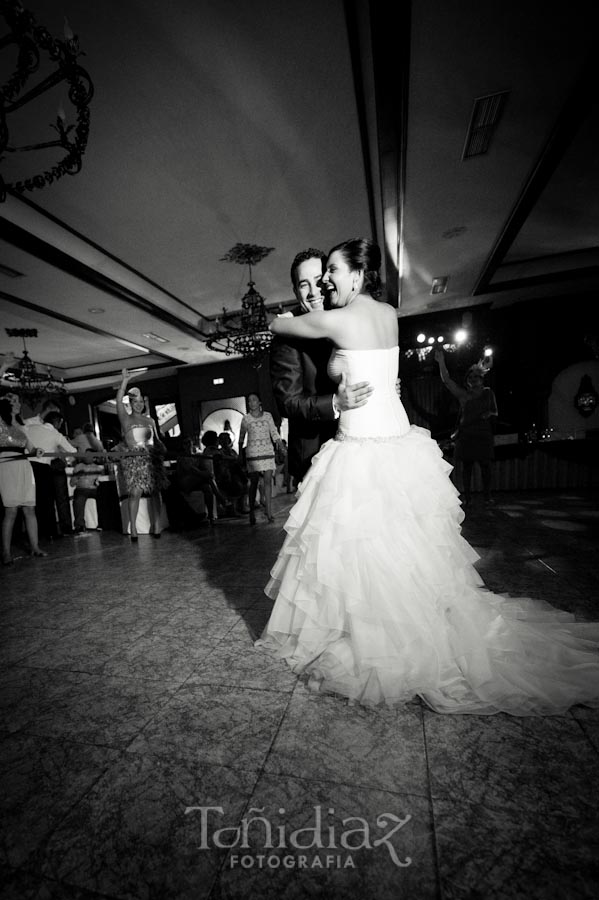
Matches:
[[1, 489, 598, 900]]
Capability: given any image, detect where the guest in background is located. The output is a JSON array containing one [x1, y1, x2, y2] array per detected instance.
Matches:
[[70, 448, 105, 533], [71, 423, 105, 455], [116, 369, 169, 541], [0, 391, 46, 564], [173, 437, 224, 526], [24, 409, 76, 537], [22, 396, 62, 426], [200, 430, 221, 459], [222, 418, 236, 451], [435, 349, 498, 508], [238, 392, 282, 524], [217, 431, 248, 515]]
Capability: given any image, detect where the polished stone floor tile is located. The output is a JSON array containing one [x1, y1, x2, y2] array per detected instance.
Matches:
[[571, 705, 599, 754], [228, 607, 274, 641], [0, 866, 106, 899], [0, 627, 59, 667], [0, 733, 120, 868], [188, 633, 298, 692], [0, 600, 110, 633], [25, 672, 179, 748], [102, 630, 220, 682], [39, 753, 257, 900], [126, 684, 290, 772], [147, 604, 242, 636], [213, 772, 436, 900], [433, 794, 598, 900], [1, 489, 597, 900], [424, 710, 599, 812], [22, 624, 154, 675], [263, 683, 429, 796], [0, 665, 74, 734]]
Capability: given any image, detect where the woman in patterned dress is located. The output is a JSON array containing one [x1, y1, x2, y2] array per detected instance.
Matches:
[[116, 369, 169, 541], [239, 393, 282, 524]]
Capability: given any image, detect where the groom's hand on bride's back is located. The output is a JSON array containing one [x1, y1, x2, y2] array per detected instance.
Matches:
[[336, 372, 374, 411]]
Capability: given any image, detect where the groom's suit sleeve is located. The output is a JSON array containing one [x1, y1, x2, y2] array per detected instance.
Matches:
[[269, 338, 335, 424]]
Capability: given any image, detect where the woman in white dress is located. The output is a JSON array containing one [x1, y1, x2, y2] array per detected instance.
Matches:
[[0, 391, 47, 564], [257, 237, 599, 715]]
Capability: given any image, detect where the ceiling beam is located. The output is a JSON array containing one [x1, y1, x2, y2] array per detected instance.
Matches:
[[473, 47, 596, 296], [0, 217, 209, 341], [0, 288, 179, 364]]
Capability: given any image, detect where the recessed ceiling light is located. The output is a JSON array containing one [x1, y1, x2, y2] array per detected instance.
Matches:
[[431, 277, 449, 295], [88, 307, 105, 313]]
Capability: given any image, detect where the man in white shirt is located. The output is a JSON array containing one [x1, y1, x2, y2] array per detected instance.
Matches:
[[24, 410, 77, 537]]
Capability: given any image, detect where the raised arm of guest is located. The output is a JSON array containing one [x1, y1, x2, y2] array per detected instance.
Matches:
[[116, 369, 132, 428], [434, 349, 469, 403]]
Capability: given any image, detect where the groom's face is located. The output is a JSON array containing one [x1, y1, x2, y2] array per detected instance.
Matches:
[[294, 257, 324, 312]]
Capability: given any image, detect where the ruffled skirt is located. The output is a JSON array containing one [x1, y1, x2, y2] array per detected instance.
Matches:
[[119, 449, 169, 495], [257, 426, 599, 715]]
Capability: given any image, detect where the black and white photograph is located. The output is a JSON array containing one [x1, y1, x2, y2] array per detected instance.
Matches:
[[1, 1, 598, 898]]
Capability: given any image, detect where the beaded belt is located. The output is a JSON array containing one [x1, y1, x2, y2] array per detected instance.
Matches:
[[334, 430, 405, 444]]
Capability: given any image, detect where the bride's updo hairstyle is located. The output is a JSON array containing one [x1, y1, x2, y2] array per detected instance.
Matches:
[[328, 237, 383, 299]]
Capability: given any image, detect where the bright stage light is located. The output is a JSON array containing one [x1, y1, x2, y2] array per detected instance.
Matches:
[[454, 329, 468, 343], [416, 333, 426, 343]]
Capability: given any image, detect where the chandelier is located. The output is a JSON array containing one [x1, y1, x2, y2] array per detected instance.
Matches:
[[2, 327, 66, 399], [0, 0, 93, 202], [206, 243, 275, 367]]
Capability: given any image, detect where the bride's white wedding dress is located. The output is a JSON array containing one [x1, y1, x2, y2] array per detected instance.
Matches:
[[257, 347, 599, 715]]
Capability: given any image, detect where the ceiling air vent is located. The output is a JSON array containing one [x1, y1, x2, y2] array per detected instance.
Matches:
[[0, 262, 24, 278], [462, 90, 509, 159]]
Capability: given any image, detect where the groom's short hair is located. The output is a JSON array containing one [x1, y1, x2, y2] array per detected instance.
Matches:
[[290, 249, 326, 288]]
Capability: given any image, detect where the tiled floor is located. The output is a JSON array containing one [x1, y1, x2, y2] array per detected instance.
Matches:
[[1, 489, 598, 900]]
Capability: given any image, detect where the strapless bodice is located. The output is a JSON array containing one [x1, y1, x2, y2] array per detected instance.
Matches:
[[125, 423, 152, 448], [327, 347, 411, 438]]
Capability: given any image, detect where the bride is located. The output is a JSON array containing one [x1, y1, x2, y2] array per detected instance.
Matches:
[[256, 237, 599, 715]]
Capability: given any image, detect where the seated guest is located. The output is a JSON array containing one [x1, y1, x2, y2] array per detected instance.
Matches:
[[202, 430, 247, 516], [200, 430, 221, 458], [71, 423, 105, 455], [216, 432, 248, 514], [70, 449, 105, 532], [173, 437, 224, 525], [218, 431, 237, 456]]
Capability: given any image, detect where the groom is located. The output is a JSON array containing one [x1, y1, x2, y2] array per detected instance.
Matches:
[[269, 248, 373, 483]]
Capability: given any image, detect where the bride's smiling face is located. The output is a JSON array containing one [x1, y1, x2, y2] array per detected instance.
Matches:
[[322, 251, 360, 307]]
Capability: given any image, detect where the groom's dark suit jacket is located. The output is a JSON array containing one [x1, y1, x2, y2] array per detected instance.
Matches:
[[269, 307, 338, 482]]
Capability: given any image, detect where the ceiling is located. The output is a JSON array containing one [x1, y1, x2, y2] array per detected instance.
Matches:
[[1, 0, 597, 393]]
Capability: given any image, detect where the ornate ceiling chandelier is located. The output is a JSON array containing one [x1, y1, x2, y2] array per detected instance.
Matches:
[[0, 0, 93, 202], [206, 243, 275, 367], [2, 327, 66, 399]]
